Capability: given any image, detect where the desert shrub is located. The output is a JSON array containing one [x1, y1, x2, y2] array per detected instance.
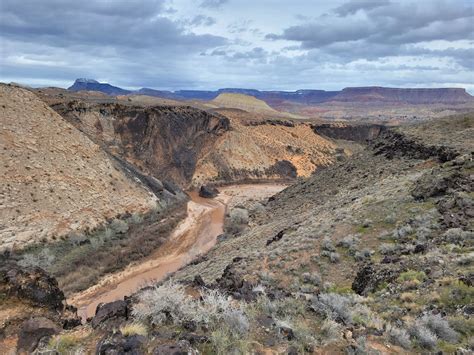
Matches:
[[354, 249, 372, 261], [110, 219, 129, 234], [225, 208, 249, 235], [457, 253, 474, 266], [443, 228, 474, 245], [132, 281, 195, 324], [378, 243, 398, 255], [386, 324, 411, 349], [319, 319, 342, 345], [400, 292, 416, 303], [397, 270, 426, 283], [18, 248, 55, 269], [329, 252, 340, 263], [210, 327, 250, 355], [393, 225, 413, 239], [321, 237, 335, 252], [419, 314, 458, 343], [409, 324, 438, 349], [337, 235, 358, 249], [440, 280, 474, 308], [48, 334, 80, 354], [449, 316, 474, 338], [346, 336, 371, 355], [120, 322, 148, 337], [133, 282, 250, 336], [302, 272, 322, 286], [311, 293, 356, 324], [128, 212, 144, 224]]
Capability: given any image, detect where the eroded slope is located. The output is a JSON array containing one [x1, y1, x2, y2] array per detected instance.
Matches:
[[0, 85, 163, 251]]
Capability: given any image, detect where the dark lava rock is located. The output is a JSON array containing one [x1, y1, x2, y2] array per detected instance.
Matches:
[[17, 317, 60, 353], [192, 275, 206, 287], [178, 333, 210, 345], [352, 263, 399, 296], [266, 230, 285, 246], [198, 185, 219, 198], [268, 160, 297, 179], [214, 257, 258, 301], [414, 244, 427, 254], [412, 169, 471, 201], [0, 262, 65, 310], [92, 300, 128, 328], [63, 317, 82, 330], [372, 130, 457, 162], [278, 325, 295, 340], [438, 193, 474, 228], [462, 305, 474, 316], [459, 274, 474, 287], [96, 332, 146, 355], [153, 340, 197, 355]]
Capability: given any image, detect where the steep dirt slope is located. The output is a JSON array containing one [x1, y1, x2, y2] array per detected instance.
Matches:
[[193, 110, 337, 185], [0, 84, 167, 251], [209, 93, 301, 118]]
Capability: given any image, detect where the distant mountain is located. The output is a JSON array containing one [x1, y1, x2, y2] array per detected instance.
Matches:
[[174, 90, 218, 100], [135, 88, 176, 99], [67, 79, 473, 105], [68, 78, 131, 95], [331, 87, 474, 104]]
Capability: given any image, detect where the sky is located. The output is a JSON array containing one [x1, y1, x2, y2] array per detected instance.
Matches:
[[0, 0, 473, 92]]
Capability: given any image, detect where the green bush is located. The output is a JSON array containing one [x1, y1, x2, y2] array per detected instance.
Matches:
[[397, 270, 426, 283]]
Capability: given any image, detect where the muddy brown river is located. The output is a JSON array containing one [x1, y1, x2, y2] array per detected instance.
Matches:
[[70, 184, 286, 320]]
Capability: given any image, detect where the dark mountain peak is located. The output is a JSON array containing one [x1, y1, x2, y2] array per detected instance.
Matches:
[[74, 78, 99, 84], [68, 79, 131, 96]]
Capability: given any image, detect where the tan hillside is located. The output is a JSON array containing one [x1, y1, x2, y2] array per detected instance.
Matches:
[[211, 93, 283, 115], [0, 84, 159, 251], [192, 112, 337, 185]]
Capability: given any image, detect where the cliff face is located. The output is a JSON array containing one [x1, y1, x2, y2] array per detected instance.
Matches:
[[331, 87, 473, 104], [311, 123, 386, 143], [51, 101, 230, 187]]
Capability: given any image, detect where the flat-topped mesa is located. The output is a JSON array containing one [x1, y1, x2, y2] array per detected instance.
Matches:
[[331, 87, 474, 104], [68, 78, 131, 95]]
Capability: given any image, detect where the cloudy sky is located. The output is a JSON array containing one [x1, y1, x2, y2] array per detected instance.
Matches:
[[1, 0, 473, 91]]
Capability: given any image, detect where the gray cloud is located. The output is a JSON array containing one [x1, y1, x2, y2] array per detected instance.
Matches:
[[266, 0, 474, 70], [0, 0, 472, 92], [188, 15, 217, 27], [200, 0, 229, 8], [334, 0, 390, 16]]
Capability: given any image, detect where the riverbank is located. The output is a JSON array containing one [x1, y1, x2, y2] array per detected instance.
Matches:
[[69, 184, 287, 320]]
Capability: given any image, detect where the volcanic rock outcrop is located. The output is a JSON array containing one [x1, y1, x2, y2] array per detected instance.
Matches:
[[50, 101, 230, 187]]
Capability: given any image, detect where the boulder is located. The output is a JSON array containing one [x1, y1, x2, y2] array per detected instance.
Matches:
[[198, 185, 219, 198], [96, 332, 146, 355], [0, 262, 64, 310], [92, 300, 128, 328], [153, 340, 198, 355], [17, 317, 60, 353], [352, 263, 399, 296]]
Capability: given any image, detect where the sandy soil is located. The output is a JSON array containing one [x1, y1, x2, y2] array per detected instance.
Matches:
[[69, 184, 287, 320]]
